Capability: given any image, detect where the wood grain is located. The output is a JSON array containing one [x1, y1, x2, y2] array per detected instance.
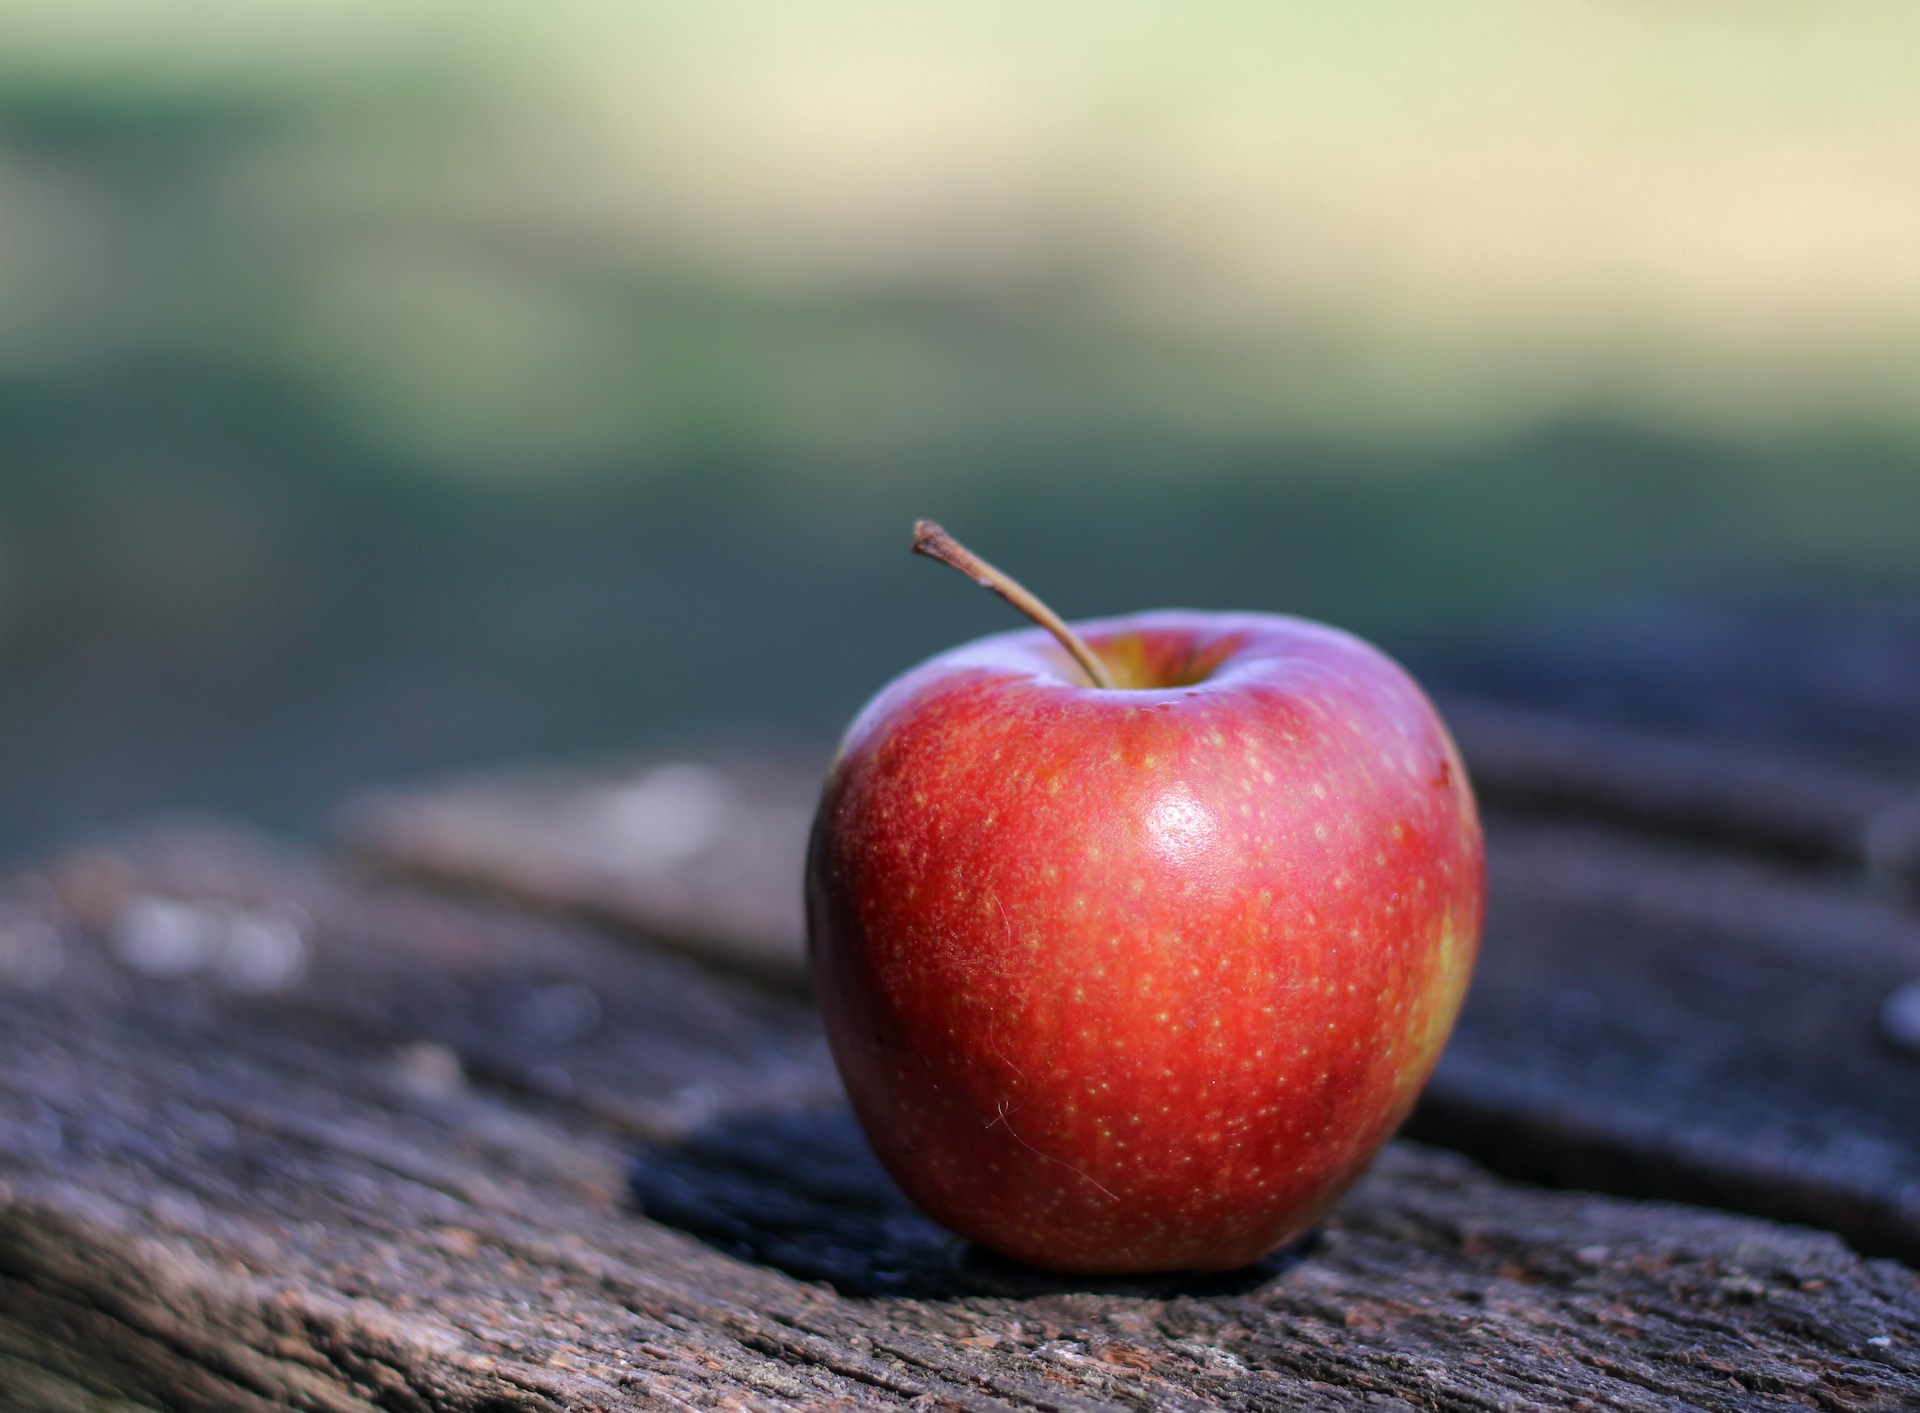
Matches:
[[3, 828, 1918, 1410]]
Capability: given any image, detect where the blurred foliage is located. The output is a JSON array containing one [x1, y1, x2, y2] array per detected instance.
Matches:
[[1, 2, 1917, 852]]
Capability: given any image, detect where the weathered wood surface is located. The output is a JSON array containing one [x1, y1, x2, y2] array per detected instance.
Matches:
[[4, 828, 1919, 1411], [1440, 698, 1920, 881], [341, 756, 819, 992], [1413, 815, 1920, 1265], [1429, 594, 1920, 776], [1429, 592, 1920, 886]]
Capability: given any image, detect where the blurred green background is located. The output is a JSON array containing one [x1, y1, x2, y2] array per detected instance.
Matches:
[[3, 1, 1919, 856]]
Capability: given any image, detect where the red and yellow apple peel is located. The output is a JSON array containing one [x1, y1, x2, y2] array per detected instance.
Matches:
[[805, 522, 1483, 1274]]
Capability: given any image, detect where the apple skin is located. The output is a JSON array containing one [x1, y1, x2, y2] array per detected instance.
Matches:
[[805, 610, 1483, 1274]]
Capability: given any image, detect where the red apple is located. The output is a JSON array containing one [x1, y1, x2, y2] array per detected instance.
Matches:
[[805, 524, 1483, 1274]]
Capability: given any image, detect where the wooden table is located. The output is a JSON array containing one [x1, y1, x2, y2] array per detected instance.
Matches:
[[4, 595, 1919, 1410]]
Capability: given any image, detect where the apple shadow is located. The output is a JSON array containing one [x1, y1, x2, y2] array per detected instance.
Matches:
[[627, 1103, 1313, 1299]]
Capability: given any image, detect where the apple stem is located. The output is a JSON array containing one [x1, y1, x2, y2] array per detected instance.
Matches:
[[912, 521, 1117, 690]]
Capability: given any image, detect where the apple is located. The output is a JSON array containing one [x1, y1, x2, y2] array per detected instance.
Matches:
[[805, 523, 1483, 1274]]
